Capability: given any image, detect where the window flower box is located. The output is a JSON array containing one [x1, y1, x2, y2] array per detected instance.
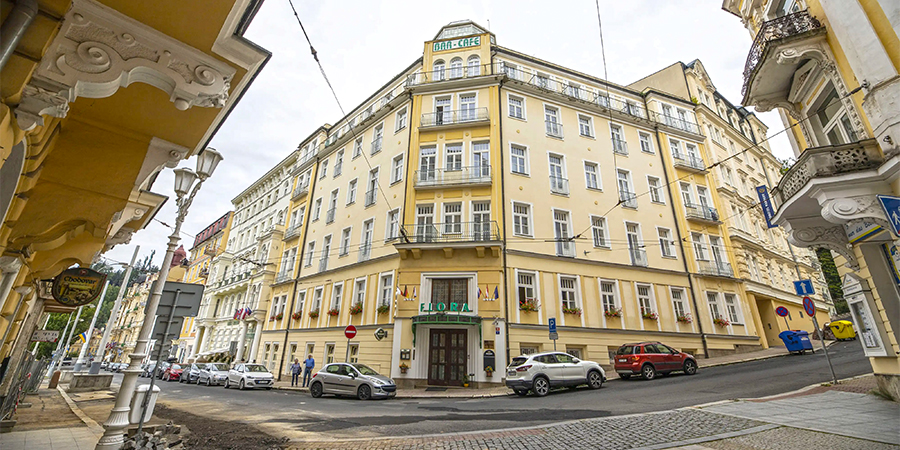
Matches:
[[349, 302, 363, 315], [275, 312, 283, 321], [268, 315, 276, 322], [377, 304, 390, 315], [641, 311, 659, 321], [562, 307, 582, 317], [713, 317, 730, 327], [308, 310, 319, 319], [604, 308, 622, 318], [676, 313, 693, 324], [519, 299, 540, 312], [291, 312, 303, 321], [327, 308, 340, 317]]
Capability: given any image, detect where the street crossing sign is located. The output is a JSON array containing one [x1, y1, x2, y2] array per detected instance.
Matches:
[[876, 195, 900, 237], [793, 279, 814, 296]]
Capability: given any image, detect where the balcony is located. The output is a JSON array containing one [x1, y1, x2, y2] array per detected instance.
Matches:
[[364, 188, 377, 207], [292, 184, 309, 200], [406, 63, 495, 86], [672, 153, 707, 173], [698, 260, 733, 277], [550, 176, 569, 195], [371, 137, 382, 155], [397, 221, 501, 252], [326, 208, 336, 224], [415, 165, 491, 189], [619, 191, 638, 209], [545, 121, 564, 139], [775, 139, 883, 204], [275, 272, 292, 284], [283, 224, 301, 240], [685, 203, 721, 223], [420, 107, 489, 128], [612, 138, 628, 156], [358, 243, 371, 262], [741, 10, 825, 103], [629, 248, 648, 267], [556, 240, 575, 258], [651, 112, 702, 135], [319, 258, 328, 272]]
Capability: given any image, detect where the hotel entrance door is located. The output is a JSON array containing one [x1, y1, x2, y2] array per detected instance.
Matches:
[[427, 329, 467, 386]]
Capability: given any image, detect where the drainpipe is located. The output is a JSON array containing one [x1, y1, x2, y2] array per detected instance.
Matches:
[[493, 53, 512, 367], [0, 0, 39, 71]]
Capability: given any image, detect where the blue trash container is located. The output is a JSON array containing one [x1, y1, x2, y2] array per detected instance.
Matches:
[[779, 330, 814, 354]]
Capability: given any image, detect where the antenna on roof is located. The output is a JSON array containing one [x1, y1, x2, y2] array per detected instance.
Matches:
[[487, 19, 490, 31]]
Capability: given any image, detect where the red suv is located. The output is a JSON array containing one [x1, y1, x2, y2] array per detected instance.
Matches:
[[614, 342, 697, 380]]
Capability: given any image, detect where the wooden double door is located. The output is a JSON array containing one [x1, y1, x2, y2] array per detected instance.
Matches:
[[427, 329, 467, 386]]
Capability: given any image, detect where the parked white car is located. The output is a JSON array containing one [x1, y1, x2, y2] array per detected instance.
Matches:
[[198, 363, 230, 386], [224, 363, 274, 390], [505, 352, 606, 397]]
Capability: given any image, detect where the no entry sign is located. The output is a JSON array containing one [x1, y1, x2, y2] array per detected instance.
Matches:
[[344, 325, 357, 339]]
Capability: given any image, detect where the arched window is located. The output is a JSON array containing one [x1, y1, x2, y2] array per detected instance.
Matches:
[[449, 57, 463, 79], [467, 55, 480, 76], [433, 60, 445, 81]]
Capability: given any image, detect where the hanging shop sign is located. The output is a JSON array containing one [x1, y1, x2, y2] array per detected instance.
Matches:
[[433, 36, 481, 52], [52, 267, 107, 307], [420, 302, 472, 313]]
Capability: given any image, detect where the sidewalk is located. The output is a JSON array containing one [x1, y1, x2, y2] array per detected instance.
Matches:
[[274, 343, 825, 398], [0, 387, 102, 450]]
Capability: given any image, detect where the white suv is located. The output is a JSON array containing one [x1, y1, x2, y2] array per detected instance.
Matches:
[[506, 352, 606, 397]]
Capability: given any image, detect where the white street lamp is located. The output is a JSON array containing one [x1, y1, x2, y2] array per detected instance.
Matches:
[[96, 148, 222, 449]]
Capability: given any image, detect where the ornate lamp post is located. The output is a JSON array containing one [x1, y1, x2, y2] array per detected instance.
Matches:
[[96, 148, 222, 449]]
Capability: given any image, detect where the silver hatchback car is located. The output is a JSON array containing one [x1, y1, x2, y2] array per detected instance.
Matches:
[[309, 363, 396, 400], [197, 363, 230, 386]]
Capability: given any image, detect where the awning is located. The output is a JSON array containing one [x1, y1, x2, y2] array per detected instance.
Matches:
[[411, 314, 482, 346]]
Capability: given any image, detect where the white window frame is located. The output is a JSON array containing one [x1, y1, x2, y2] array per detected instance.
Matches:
[[509, 142, 530, 176], [347, 178, 358, 205], [507, 93, 526, 120], [670, 287, 690, 321], [352, 277, 367, 309], [638, 131, 654, 154], [558, 275, 581, 311], [330, 281, 344, 311], [635, 283, 656, 316], [511, 201, 533, 237], [312, 198, 322, 221], [577, 114, 594, 138], [339, 227, 352, 257], [395, 107, 408, 132], [590, 215, 610, 248], [379, 272, 394, 307], [304, 241, 316, 267], [598, 279, 620, 314], [724, 293, 743, 325], [583, 161, 601, 191], [390, 154, 404, 184], [657, 227, 675, 258], [647, 175, 664, 204], [385, 208, 400, 241]]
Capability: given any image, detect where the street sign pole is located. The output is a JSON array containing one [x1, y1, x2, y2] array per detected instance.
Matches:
[[344, 325, 357, 362], [803, 295, 837, 384], [548, 318, 558, 351]]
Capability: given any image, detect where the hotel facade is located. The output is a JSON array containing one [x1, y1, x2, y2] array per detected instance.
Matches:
[[212, 21, 828, 387]]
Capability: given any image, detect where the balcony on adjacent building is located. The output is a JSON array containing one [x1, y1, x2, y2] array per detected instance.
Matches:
[[612, 138, 628, 156], [396, 221, 501, 257], [283, 224, 301, 240], [275, 271, 292, 284], [545, 120, 564, 139], [685, 203, 721, 223], [326, 208, 336, 224], [651, 112, 702, 135], [698, 260, 734, 277], [415, 165, 492, 189], [741, 10, 825, 103], [672, 152, 707, 173], [550, 176, 569, 195], [292, 183, 309, 200], [774, 139, 883, 205], [420, 107, 489, 129], [619, 191, 638, 209], [630, 247, 649, 267]]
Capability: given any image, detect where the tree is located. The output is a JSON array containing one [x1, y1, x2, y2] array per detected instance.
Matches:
[[816, 248, 847, 314]]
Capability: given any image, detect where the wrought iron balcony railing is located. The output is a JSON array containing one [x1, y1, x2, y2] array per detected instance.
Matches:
[[358, 243, 371, 262], [420, 107, 489, 127], [698, 260, 733, 277], [283, 224, 301, 240], [550, 176, 569, 195], [612, 138, 628, 156], [556, 239, 575, 258], [672, 152, 706, 172], [619, 191, 638, 209], [415, 165, 491, 187], [292, 184, 309, 200], [630, 248, 649, 267], [371, 137, 382, 155], [319, 257, 328, 273], [364, 188, 377, 207], [400, 221, 501, 244], [685, 203, 720, 223], [406, 63, 495, 85], [326, 208, 336, 224], [545, 120, 564, 138], [742, 10, 823, 95], [651, 112, 701, 135]]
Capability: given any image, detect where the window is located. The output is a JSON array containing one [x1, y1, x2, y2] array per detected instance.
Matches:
[[724, 293, 742, 324], [545, 106, 562, 137], [517, 271, 536, 309], [637, 284, 653, 316], [692, 232, 708, 261], [680, 182, 694, 206], [395, 108, 408, 132], [379, 273, 393, 307], [331, 282, 343, 310], [508, 95, 524, 119], [353, 279, 366, 306], [360, 219, 374, 261], [348, 344, 359, 364], [472, 201, 491, 240], [584, 162, 600, 190], [445, 143, 462, 170], [371, 124, 383, 155], [443, 203, 462, 234], [707, 292, 722, 320], [319, 159, 328, 179], [648, 176, 663, 203], [449, 57, 463, 78], [811, 84, 859, 145], [391, 154, 404, 184], [327, 190, 338, 223], [600, 281, 617, 314], [324, 343, 335, 364], [459, 93, 476, 121], [591, 216, 609, 248], [639, 132, 653, 153], [415, 204, 435, 242], [510, 144, 528, 175], [312, 198, 322, 221], [432, 59, 445, 81], [434, 97, 451, 125], [365, 168, 378, 206], [560, 277, 578, 310], [432, 278, 468, 309], [347, 179, 357, 204], [334, 150, 343, 177], [578, 115, 593, 137], [512, 202, 532, 236], [610, 124, 626, 154], [353, 137, 363, 158], [340, 227, 351, 256], [419, 146, 436, 182], [549, 154, 567, 194], [467, 55, 480, 76], [386, 209, 400, 241], [305, 241, 316, 267], [617, 170, 636, 207], [658, 227, 674, 258], [553, 210, 574, 257], [671, 288, 688, 319]]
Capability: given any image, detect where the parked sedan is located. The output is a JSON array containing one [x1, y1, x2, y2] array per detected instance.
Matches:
[[162, 364, 184, 382], [506, 352, 606, 397], [198, 363, 230, 386], [309, 363, 397, 400], [155, 361, 171, 379], [614, 342, 698, 380], [225, 363, 274, 390], [179, 363, 202, 383], [140, 361, 157, 377]]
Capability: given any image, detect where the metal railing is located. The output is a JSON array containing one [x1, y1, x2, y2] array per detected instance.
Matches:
[[420, 107, 489, 127], [698, 260, 733, 277], [685, 203, 720, 222], [292, 184, 309, 200], [364, 188, 377, 207], [550, 176, 569, 195], [406, 63, 495, 85], [743, 10, 823, 95], [545, 120, 564, 138], [333, 162, 342, 177], [284, 224, 301, 240], [298, 149, 317, 166], [672, 152, 706, 171], [0, 354, 43, 421], [415, 165, 491, 187], [371, 137, 382, 155], [612, 138, 628, 156], [651, 112, 701, 134], [400, 221, 501, 243], [358, 243, 371, 262], [275, 271, 292, 284], [630, 248, 649, 267], [556, 239, 575, 258], [319, 257, 328, 272], [619, 191, 638, 209], [326, 208, 336, 224]]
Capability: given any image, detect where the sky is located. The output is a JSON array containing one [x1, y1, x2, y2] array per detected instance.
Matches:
[[104, 0, 794, 267]]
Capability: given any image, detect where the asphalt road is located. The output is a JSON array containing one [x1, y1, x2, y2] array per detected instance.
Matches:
[[149, 341, 870, 440]]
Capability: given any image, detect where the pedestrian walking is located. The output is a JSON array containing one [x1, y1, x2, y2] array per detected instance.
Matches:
[[302, 354, 315, 387], [290, 358, 302, 387]]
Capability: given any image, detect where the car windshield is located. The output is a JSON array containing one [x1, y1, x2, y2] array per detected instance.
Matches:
[[245, 365, 268, 373], [211, 363, 229, 371], [351, 364, 379, 376], [170, 365, 182, 370], [616, 345, 636, 355], [510, 357, 528, 367]]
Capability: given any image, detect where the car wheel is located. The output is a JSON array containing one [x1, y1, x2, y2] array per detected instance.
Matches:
[[310, 382, 323, 398], [514, 389, 528, 397], [266, 387, 272, 391], [239, 379, 246, 390], [224, 378, 230, 389], [357, 385, 372, 400], [620, 374, 631, 380], [587, 370, 603, 389], [683, 359, 698, 375], [641, 364, 657, 381], [532, 377, 550, 397]]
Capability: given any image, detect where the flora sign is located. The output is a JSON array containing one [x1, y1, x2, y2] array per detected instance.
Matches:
[[420, 302, 471, 313]]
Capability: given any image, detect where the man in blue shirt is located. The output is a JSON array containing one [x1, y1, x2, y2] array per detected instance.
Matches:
[[302, 354, 315, 387]]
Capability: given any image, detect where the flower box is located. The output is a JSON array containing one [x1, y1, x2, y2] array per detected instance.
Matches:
[[268, 315, 275, 322], [641, 311, 659, 321], [377, 304, 390, 315], [327, 308, 340, 317], [562, 307, 582, 317], [275, 313, 283, 320], [713, 317, 730, 327], [399, 363, 408, 374], [676, 314, 693, 324], [291, 312, 303, 321], [519, 299, 540, 312], [308, 310, 319, 319], [604, 308, 622, 318], [349, 302, 363, 315]]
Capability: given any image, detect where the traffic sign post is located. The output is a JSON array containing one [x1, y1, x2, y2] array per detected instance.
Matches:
[[802, 296, 837, 384], [374, 327, 387, 341], [793, 279, 814, 296], [344, 325, 357, 362], [548, 318, 558, 351], [775, 306, 790, 331]]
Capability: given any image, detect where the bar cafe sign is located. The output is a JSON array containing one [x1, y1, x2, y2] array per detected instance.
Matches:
[[433, 36, 480, 52], [52, 267, 107, 307], [420, 302, 472, 313]]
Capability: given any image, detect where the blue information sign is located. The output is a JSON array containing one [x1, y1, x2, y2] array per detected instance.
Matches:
[[793, 279, 814, 296], [548, 318, 557, 333], [876, 195, 900, 237], [756, 185, 778, 228]]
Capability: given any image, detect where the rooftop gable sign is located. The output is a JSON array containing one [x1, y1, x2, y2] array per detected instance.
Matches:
[[433, 36, 481, 53]]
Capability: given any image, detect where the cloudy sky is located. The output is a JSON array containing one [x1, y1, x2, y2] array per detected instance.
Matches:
[[105, 0, 792, 267]]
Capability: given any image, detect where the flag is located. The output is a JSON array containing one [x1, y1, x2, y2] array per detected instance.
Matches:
[[233, 309, 239, 320], [403, 285, 408, 297], [396, 287, 402, 298], [477, 287, 483, 299], [413, 287, 417, 299], [77, 331, 88, 343], [493, 286, 499, 300], [243, 307, 252, 319]]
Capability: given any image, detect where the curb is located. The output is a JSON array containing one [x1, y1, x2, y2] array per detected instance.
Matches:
[[57, 386, 105, 435], [697, 340, 838, 369], [273, 385, 513, 398]]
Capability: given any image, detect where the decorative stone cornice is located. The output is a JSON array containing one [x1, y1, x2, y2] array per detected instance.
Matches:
[[821, 196, 892, 231], [0, 256, 23, 273], [786, 223, 859, 270], [14, 80, 71, 131]]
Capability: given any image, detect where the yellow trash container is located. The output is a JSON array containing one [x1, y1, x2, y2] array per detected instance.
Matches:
[[827, 320, 856, 340]]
